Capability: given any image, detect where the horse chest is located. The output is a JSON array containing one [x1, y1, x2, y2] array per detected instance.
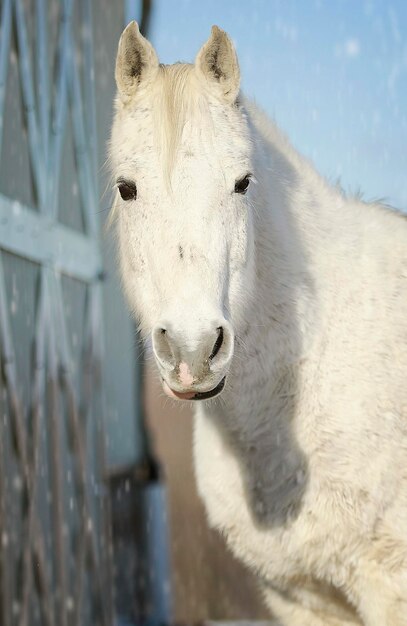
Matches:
[[193, 410, 330, 587]]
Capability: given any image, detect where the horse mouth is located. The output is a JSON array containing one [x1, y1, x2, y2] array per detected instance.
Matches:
[[190, 376, 226, 400], [162, 376, 226, 401]]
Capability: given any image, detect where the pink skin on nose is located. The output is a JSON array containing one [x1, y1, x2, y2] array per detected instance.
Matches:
[[179, 362, 194, 387], [162, 380, 195, 400], [162, 362, 195, 401]]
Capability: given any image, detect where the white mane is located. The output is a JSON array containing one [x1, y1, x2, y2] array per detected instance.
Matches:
[[152, 63, 199, 182]]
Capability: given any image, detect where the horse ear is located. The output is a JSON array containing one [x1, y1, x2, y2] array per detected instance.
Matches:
[[115, 21, 159, 99], [195, 26, 240, 103]]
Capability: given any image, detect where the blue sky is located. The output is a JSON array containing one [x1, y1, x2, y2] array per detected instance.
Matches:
[[147, 0, 407, 211]]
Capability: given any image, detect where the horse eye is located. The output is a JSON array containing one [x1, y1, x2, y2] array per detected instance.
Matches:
[[234, 174, 251, 195], [118, 179, 137, 201]]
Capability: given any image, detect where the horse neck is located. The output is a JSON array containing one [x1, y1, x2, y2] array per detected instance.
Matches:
[[241, 103, 330, 370], [196, 106, 338, 514], [210, 102, 351, 434]]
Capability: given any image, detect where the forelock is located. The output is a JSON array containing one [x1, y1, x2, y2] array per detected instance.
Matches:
[[152, 63, 213, 187]]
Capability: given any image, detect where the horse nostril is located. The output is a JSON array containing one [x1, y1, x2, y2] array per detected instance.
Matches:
[[153, 326, 174, 368], [209, 326, 224, 361]]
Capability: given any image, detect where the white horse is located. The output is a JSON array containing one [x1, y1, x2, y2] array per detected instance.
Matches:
[[110, 22, 407, 626]]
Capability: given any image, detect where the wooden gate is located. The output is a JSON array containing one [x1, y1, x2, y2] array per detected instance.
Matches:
[[0, 1, 147, 624]]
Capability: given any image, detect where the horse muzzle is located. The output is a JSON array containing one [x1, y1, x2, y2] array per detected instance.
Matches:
[[152, 320, 234, 401]]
